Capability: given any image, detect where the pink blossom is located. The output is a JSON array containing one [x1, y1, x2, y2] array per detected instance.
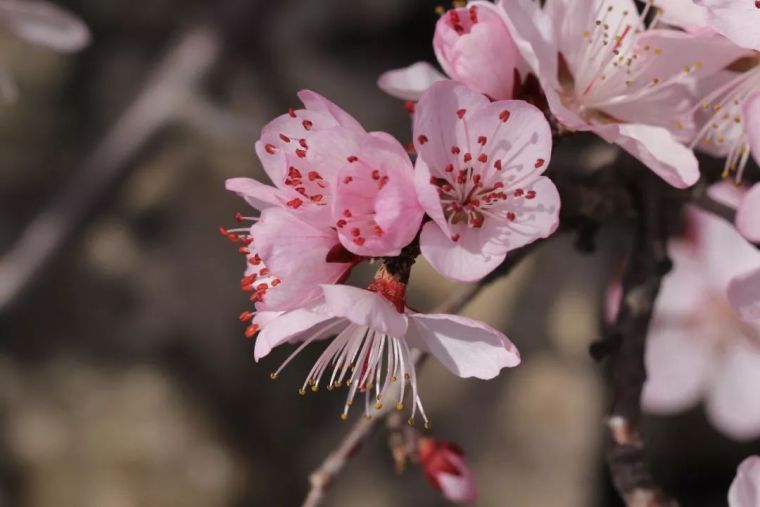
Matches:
[[641, 207, 760, 440], [695, 0, 760, 51], [256, 284, 520, 424], [418, 438, 478, 504], [412, 80, 559, 281], [378, 2, 522, 101], [737, 183, 760, 243], [498, 0, 741, 188], [729, 456, 760, 507]]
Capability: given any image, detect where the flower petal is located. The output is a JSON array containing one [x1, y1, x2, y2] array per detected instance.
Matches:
[[745, 91, 760, 167], [696, 0, 760, 51], [0, 0, 89, 52], [377, 62, 446, 101], [320, 285, 408, 337], [225, 177, 284, 210], [419, 221, 507, 282], [409, 313, 520, 379], [254, 309, 337, 361], [729, 456, 760, 507], [297, 89, 366, 133], [727, 268, 760, 323], [737, 184, 760, 244]]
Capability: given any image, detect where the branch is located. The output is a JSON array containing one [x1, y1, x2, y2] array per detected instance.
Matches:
[[300, 248, 532, 507], [0, 24, 220, 313], [604, 173, 677, 507], [690, 184, 737, 224]]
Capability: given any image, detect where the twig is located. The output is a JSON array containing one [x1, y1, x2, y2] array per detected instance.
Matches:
[[300, 249, 531, 507], [604, 173, 677, 507], [690, 184, 737, 224], [0, 24, 220, 313]]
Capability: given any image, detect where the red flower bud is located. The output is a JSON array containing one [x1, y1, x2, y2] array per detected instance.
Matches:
[[418, 438, 477, 504]]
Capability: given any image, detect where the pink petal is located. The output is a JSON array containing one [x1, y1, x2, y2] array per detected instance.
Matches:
[[727, 268, 760, 323], [611, 123, 700, 188], [436, 455, 478, 504], [708, 180, 746, 209], [745, 92, 760, 167], [251, 208, 352, 311], [696, 0, 760, 50], [706, 341, 760, 441], [320, 285, 408, 337], [729, 456, 760, 507], [333, 132, 423, 257], [737, 184, 760, 243], [412, 80, 491, 175], [408, 313, 520, 379], [0, 0, 89, 52], [642, 328, 712, 415], [254, 309, 338, 361], [659, 0, 711, 31], [225, 177, 284, 210], [419, 221, 507, 282], [433, 2, 521, 100], [297, 90, 366, 133], [413, 157, 451, 237], [377, 62, 446, 101]]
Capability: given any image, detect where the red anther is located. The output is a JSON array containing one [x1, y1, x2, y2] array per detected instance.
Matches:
[[451, 146, 461, 155], [478, 153, 488, 163], [406, 142, 416, 154], [756, 0, 760, 8], [265, 143, 276, 154], [535, 158, 545, 168], [514, 188, 524, 197], [463, 153, 472, 162], [469, 5, 478, 22], [239, 311, 254, 322], [259, 268, 270, 276], [308, 171, 321, 181], [250, 254, 262, 265], [418, 134, 429, 145], [288, 107, 296, 118], [449, 10, 460, 23], [477, 136, 487, 145], [245, 324, 260, 339], [336, 219, 347, 228], [526, 190, 537, 199], [250, 293, 262, 302], [457, 171, 467, 184], [456, 108, 466, 119], [343, 209, 352, 218], [350, 228, 361, 237], [295, 149, 307, 158], [228, 233, 239, 242], [288, 166, 302, 179], [241, 237, 253, 246], [379, 176, 389, 188], [279, 133, 291, 143], [507, 212, 516, 221], [353, 237, 366, 246], [444, 164, 454, 173], [499, 110, 511, 122], [286, 198, 304, 209], [310, 194, 323, 202], [493, 182, 504, 189], [372, 225, 384, 236], [238, 247, 250, 255], [451, 233, 460, 242], [494, 159, 502, 170], [218, 226, 229, 236], [296, 187, 307, 195], [343, 176, 353, 184], [473, 174, 481, 184], [347, 155, 358, 163], [256, 283, 269, 292], [404, 101, 416, 114], [430, 176, 438, 184], [372, 169, 381, 180], [299, 139, 308, 148], [453, 23, 465, 34], [470, 215, 484, 227], [271, 279, 281, 287], [302, 120, 313, 130]]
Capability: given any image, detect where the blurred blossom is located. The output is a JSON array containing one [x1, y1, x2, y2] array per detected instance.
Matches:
[[640, 204, 760, 440], [0, 0, 89, 101], [729, 456, 760, 507], [418, 437, 477, 504], [412, 80, 559, 281]]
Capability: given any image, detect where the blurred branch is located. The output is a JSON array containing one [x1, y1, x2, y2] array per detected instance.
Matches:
[[690, 184, 737, 224], [300, 248, 532, 507], [0, 24, 220, 313], [604, 173, 677, 507]]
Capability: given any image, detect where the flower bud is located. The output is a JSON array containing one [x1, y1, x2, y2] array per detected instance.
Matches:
[[418, 437, 477, 504]]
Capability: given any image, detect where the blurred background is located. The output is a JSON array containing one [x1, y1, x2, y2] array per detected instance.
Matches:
[[0, 0, 758, 505]]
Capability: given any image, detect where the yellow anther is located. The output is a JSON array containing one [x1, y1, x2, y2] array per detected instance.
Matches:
[[407, 417, 415, 426], [434, 5, 445, 15], [396, 402, 404, 411], [298, 388, 306, 396], [424, 421, 432, 430], [269, 372, 278, 380], [340, 413, 348, 421], [311, 385, 319, 392], [375, 402, 383, 410]]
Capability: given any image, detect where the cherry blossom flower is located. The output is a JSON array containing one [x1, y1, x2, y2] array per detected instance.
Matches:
[[412, 80, 559, 281], [0, 0, 89, 101], [378, 1, 522, 101], [418, 437, 477, 504], [737, 183, 760, 243], [694, 0, 760, 51], [255, 283, 520, 425], [640, 206, 760, 440], [498, 0, 741, 188], [729, 456, 760, 507]]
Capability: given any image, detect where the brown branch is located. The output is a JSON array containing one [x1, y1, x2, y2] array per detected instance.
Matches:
[[0, 24, 220, 313], [690, 184, 737, 224], [300, 247, 532, 507], [604, 173, 677, 507]]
